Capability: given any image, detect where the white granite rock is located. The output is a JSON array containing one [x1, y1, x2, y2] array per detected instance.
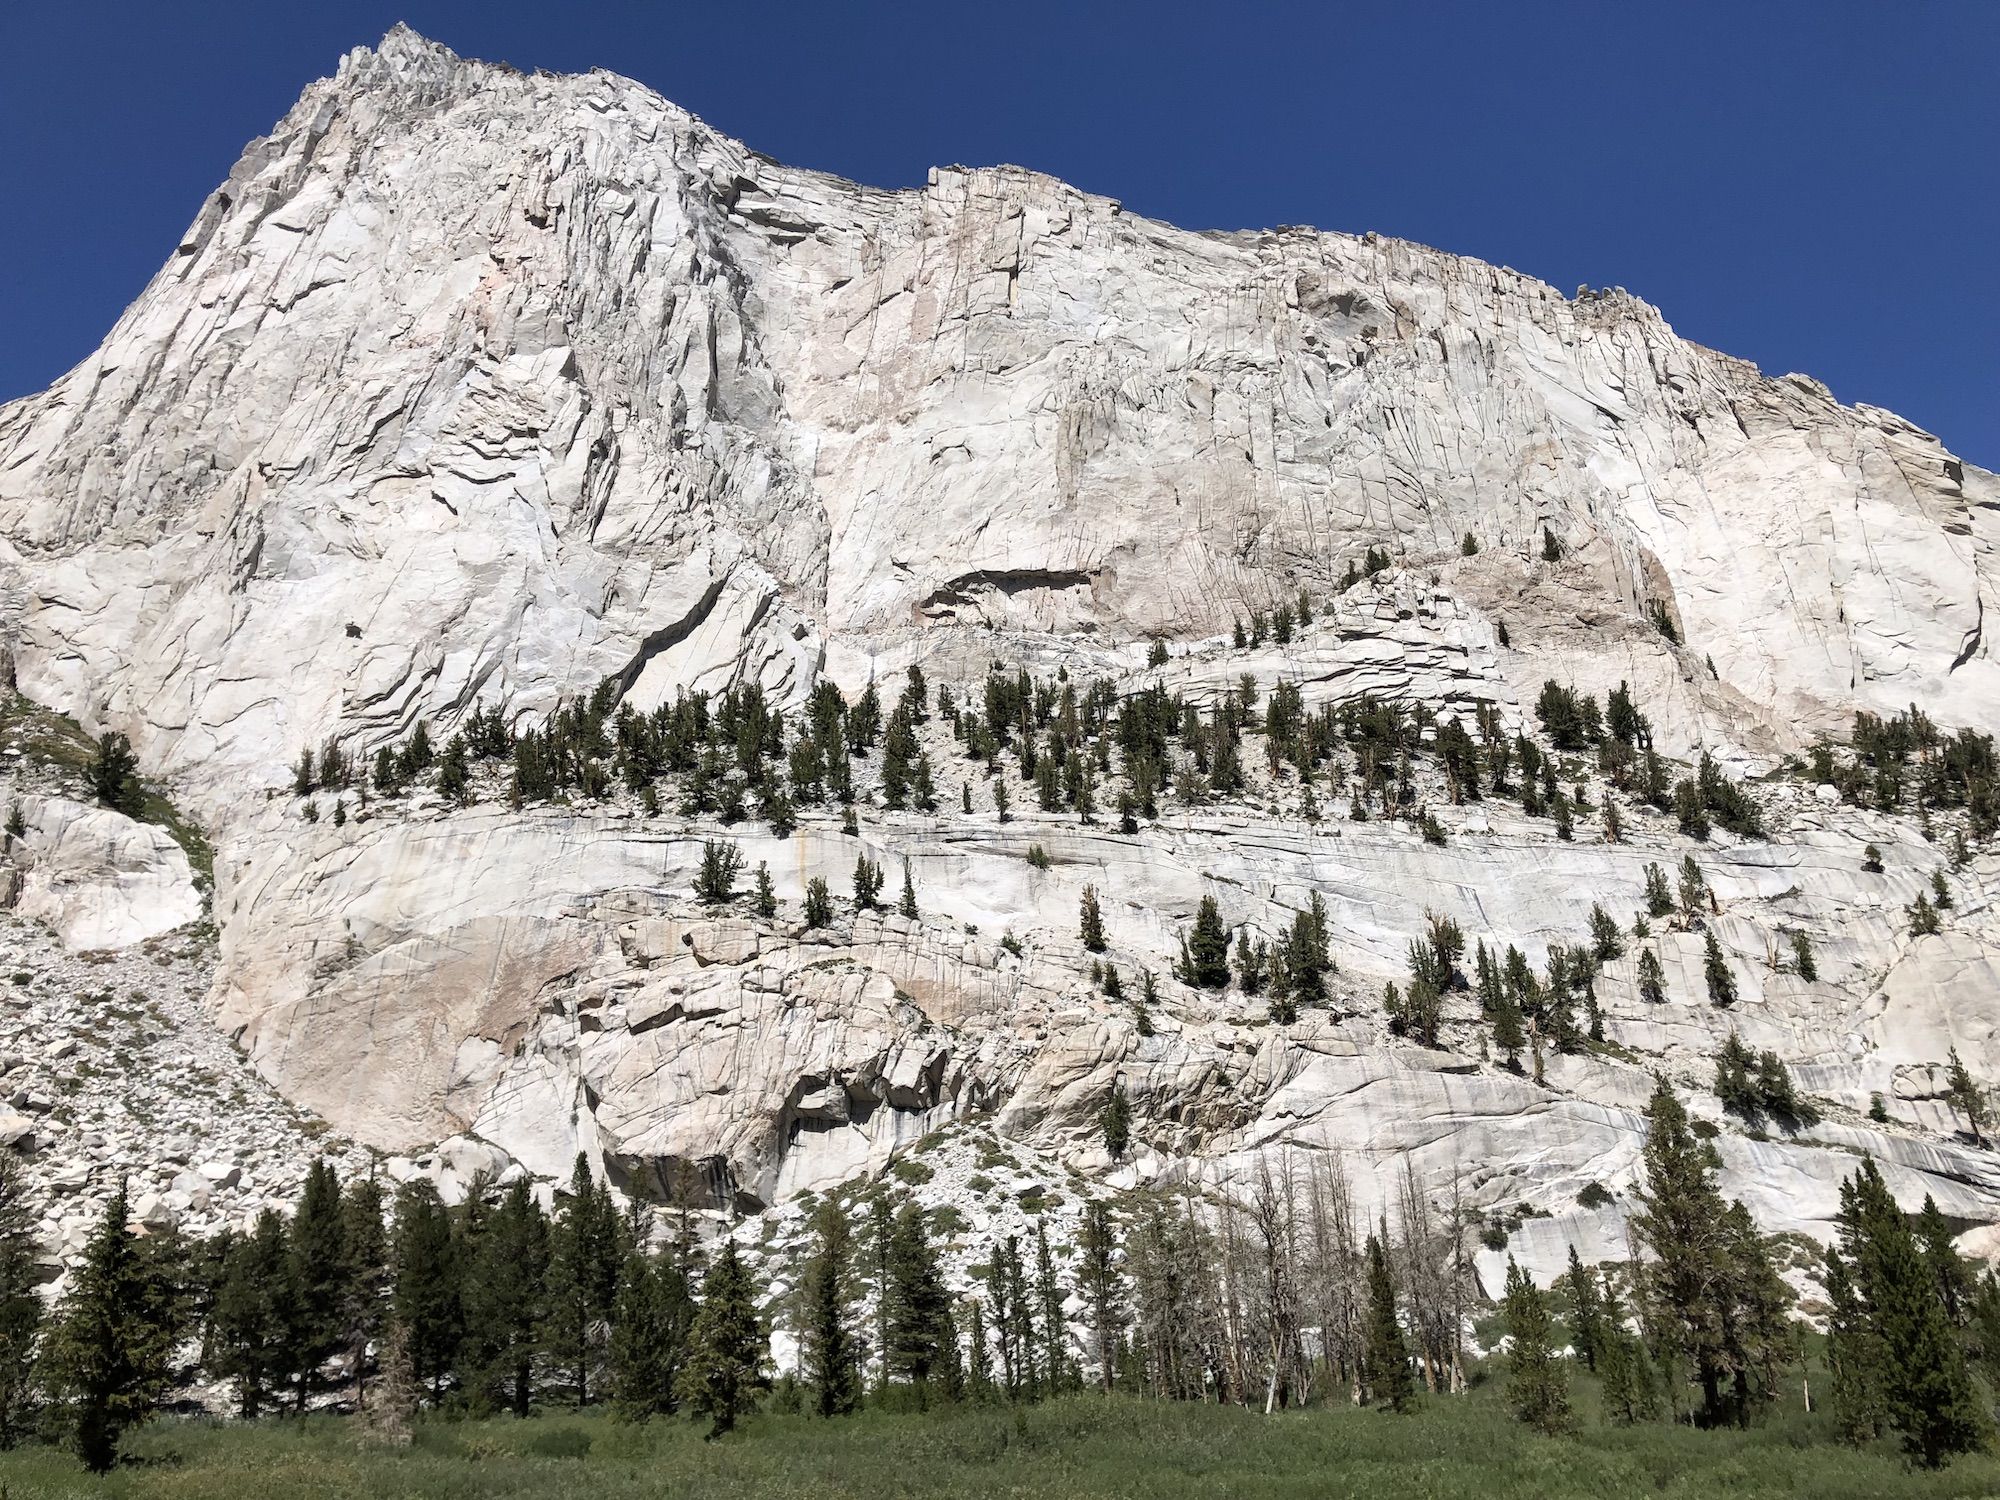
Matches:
[[0, 27, 1992, 1292]]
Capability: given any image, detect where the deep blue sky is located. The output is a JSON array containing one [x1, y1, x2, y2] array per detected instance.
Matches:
[[3, 1, 1995, 466]]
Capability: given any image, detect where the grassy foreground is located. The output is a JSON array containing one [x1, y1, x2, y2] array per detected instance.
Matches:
[[1, 1386, 1997, 1500]]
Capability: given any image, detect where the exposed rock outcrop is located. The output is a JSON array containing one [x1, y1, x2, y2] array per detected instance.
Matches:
[[0, 28, 1995, 1286]]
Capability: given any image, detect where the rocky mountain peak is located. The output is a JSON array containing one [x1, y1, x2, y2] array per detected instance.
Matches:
[[0, 33, 1994, 1291]]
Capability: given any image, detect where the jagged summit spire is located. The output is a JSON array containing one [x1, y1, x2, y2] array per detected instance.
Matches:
[[374, 22, 461, 66], [331, 22, 469, 98]]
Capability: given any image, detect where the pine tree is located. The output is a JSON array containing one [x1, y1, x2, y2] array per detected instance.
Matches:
[[853, 854, 884, 911], [89, 731, 145, 817], [0, 1155, 35, 1448], [1101, 1083, 1132, 1161], [1823, 1241, 1884, 1444], [1637, 946, 1667, 1004], [1916, 1195, 1975, 1326], [803, 877, 834, 928], [610, 1248, 692, 1421], [885, 1201, 952, 1401], [1563, 1244, 1604, 1370], [211, 1210, 296, 1418], [544, 1156, 622, 1406], [753, 862, 777, 919], [1080, 885, 1107, 952], [43, 1183, 179, 1472], [1074, 1202, 1127, 1393], [1630, 1078, 1733, 1425], [286, 1159, 347, 1411], [1587, 904, 1624, 967], [1840, 1158, 1986, 1466], [1173, 895, 1233, 989], [899, 859, 919, 919], [1702, 930, 1736, 1006], [1035, 1222, 1068, 1394], [391, 1180, 462, 1402], [1595, 1273, 1655, 1425], [1946, 1047, 1986, 1145], [1642, 862, 1674, 918], [1362, 1233, 1413, 1411], [966, 1298, 993, 1398], [1791, 930, 1818, 980], [1491, 983, 1527, 1067], [696, 839, 744, 904], [678, 1238, 768, 1437], [465, 1178, 550, 1416], [1503, 1259, 1571, 1435], [338, 1175, 389, 1408], [802, 1201, 861, 1417]]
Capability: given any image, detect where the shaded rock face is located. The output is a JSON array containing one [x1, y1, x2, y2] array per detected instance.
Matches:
[[1, 27, 1998, 1281]]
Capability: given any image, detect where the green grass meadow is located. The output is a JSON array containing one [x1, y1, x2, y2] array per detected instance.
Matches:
[[2, 1380, 1997, 1500]]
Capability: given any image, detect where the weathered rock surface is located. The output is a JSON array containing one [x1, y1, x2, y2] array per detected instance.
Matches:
[[0, 28, 1995, 1287], [0, 27, 1992, 813], [3, 793, 201, 950]]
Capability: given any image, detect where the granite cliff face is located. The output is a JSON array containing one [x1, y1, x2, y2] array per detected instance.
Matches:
[[1, 28, 1996, 1278]]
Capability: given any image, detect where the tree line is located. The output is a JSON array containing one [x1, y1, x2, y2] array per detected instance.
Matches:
[[7, 1074, 1995, 1473]]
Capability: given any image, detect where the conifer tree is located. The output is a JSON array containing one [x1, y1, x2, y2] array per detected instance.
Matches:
[[1839, 1158, 1986, 1466], [802, 1201, 861, 1418], [44, 1182, 179, 1472], [1362, 1233, 1413, 1411], [391, 1180, 462, 1403], [1177, 895, 1233, 989], [89, 731, 145, 817], [696, 839, 743, 904], [338, 1174, 389, 1408], [886, 1201, 952, 1402], [465, 1178, 550, 1416], [1491, 983, 1526, 1067], [211, 1209, 296, 1419], [1630, 1077, 1734, 1424], [545, 1156, 623, 1406], [1100, 1083, 1132, 1161], [966, 1299, 993, 1398], [853, 854, 884, 911], [1702, 930, 1736, 1006], [610, 1247, 692, 1421], [0, 1155, 41, 1447], [753, 862, 777, 919], [1075, 1202, 1125, 1391], [1080, 884, 1107, 952], [899, 859, 919, 919], [1946, 1046, 1986, 1145], [1790, 930, 1818, 981], [679, 1238, 768, 1437], [1035, 1222, 1069, 1394], [1823, 1241, 1884, 1444], [1594, 1272, 1656, 1425], [1915, 1196, 1975, 1327], [286, 1159, 347, 1411], [1503, 1259, 1571, 1435], [1637, 946, 1666, 1004], [1562, 1244, 1603, 1371], [803, 877, 834, 928]]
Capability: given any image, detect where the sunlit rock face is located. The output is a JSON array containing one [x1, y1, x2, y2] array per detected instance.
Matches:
[[2, 26, 1996, 1282]]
